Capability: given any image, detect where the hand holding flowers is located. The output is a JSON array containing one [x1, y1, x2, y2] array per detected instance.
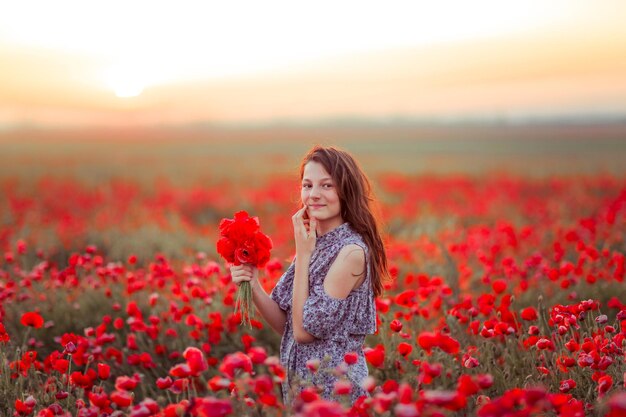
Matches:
[[216, 210, 272, 327]]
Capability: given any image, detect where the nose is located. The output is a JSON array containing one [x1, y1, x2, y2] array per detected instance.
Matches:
[[309, 184, 321, 199]]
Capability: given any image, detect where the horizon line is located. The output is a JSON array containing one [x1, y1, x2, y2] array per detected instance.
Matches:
[[2, 111, 626, 133]]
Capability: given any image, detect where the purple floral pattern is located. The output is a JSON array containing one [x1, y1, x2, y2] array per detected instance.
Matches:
[[270, 222, 377, 405]]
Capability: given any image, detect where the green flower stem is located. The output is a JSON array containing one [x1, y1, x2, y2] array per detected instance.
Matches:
[[235, 266, 255, 328]]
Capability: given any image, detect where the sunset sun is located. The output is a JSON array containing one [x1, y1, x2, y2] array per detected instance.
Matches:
[[104, 64, 146, 98]]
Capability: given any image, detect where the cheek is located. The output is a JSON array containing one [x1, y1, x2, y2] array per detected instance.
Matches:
[[329, 192, 340, 207]]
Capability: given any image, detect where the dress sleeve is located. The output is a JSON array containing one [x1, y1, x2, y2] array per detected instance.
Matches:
[[302, 286, 351, 339], [302, 240, 377, 340], [269, 262, 295, 311]]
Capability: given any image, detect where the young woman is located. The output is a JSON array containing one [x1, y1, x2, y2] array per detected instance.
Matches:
[[230, 145, 388, 406]]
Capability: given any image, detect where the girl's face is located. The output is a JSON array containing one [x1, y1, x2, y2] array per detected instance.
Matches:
[[301, 161, 343, 227]]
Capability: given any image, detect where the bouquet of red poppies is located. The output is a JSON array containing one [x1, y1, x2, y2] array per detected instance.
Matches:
[[216, 211, 272, 327]]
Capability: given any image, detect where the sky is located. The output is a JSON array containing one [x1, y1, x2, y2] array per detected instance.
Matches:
[[1, 0, 626, 129]]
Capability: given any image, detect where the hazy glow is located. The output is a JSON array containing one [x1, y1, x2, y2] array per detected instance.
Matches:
[[1, 0, 575, 93], [105, 63, 146, 98], [0, 1, 625, 127]]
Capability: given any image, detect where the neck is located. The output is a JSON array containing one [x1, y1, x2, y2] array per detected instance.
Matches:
[[317, 217, 345, 236]]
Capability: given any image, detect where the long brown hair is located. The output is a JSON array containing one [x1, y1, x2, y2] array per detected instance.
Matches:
[[299, 145, 389, 297]]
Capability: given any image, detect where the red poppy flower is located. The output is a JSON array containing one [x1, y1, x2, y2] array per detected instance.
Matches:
[[21, 312, 44, 329], [219, 352, 253, 378], [115, 375, 139, 391], [110, 390, 133, 408], [598, 375, 613, 396], [521, 307, 538, 321], [300, 400, 346, 417], [607, 392, 626, 417], [364, 344, 385, 368], [15, 396, 36, 416], [0, 323, 10, 343], [417, 332, 438, 354], [559, 379, 576, 393], [97, 363, 111, 380], [390, 319, 403, 332], [190, 397, 233, 417], [344, 352, 358, 365], [156, 377, 173, 390], [247, 346, 268, 364], [333, 379, 353, 396], [183, 347, 208, 376], [398, 342, 413, 357], [437, 334, 460, 355], [216, 211, 272, 268]]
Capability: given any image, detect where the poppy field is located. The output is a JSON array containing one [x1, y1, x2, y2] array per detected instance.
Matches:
[[1, 132, 626, 416]]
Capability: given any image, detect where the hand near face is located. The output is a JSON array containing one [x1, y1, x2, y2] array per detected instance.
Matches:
[[292, 206, 319, 257]]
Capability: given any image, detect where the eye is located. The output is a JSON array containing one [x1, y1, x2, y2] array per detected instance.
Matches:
[[302, 184, 311, 189], [323, 184, 333, 188]]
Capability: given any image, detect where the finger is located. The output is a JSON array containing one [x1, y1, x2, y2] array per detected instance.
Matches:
[[292, 206, 305, 218], [233, 276, 251, 285], [232, 269, 251, 278], [292, 206, 307, 221], [297, 221, 309, 237], [310, 217, 318, 237], [237, 268, 252, 277]]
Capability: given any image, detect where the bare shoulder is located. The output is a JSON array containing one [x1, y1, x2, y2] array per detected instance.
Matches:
[[336, 244, 366, 271], [323, 244, 366, 299]]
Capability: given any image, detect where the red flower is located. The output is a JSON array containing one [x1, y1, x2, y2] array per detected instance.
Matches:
[[521, 307, 538, 321], [344, 352, 358, 365], [216, 211, 272, 268], [398, 342, 413, 357], [110, 390, 133, 408], [364, 344, 385, 368], [492, 279, 507, 294], [20, 312, 44, 329], [190, 397, 233, 417], [156, 377, 173, 390], [97, 363, 111, 380], [300, 400, 346, 417], [0, 323, 10, 343], [183, 347, 208, 376], [334, 379, 353, 396], [607, 392, 626, 417], [437, 334, 460, 355], [559, 379, 576, 393], [219, 352, 253, 378], [15, 396, 36, 416], [457, 375, 479, 396], [417, 332, 438, 354], [88, 391, 110, 409], [418, 331, 460, 355], [598, 375, 613, 396], [536, 338, 554, 350], [390, 319, 403, 332], [115, 375, 140, 391], [299, 387, 320, 403], [247, 346, 268, 364]]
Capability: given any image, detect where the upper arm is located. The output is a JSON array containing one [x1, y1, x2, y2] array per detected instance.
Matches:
[[323, 244, 366, 300]]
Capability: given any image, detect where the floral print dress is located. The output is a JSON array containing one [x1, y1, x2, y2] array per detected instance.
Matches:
[[270, 222, 377, 405]]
